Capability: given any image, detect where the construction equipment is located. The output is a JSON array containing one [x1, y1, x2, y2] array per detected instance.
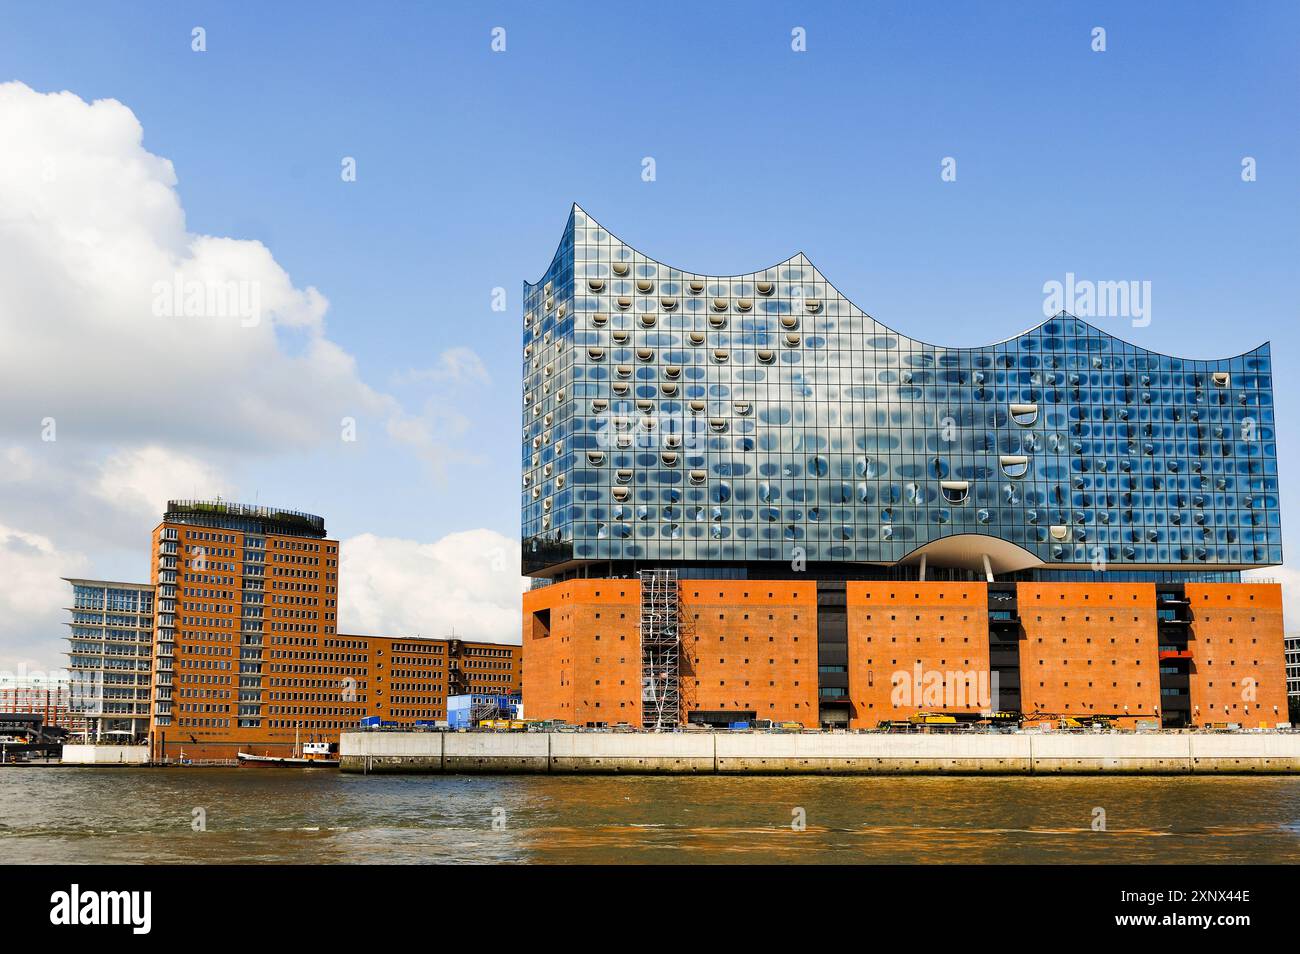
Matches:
[[1021, 711, 1119, 730], [908, 712, 959, 726], [639, 569, 681, 730], [875, 712, 964, 732], [478, 718, 527, 731], [979, 711, 1023, 728], [470, 697, 503, 725]]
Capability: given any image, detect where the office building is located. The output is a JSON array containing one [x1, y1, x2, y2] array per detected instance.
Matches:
[[63, 578, 153, 740]]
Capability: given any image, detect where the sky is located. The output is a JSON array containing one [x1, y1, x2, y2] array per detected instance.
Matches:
[[1, 1, 1297, 671]]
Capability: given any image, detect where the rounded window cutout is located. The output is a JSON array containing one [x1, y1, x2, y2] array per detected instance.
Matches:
[[940, 480, 969, 504], [1010, 403, 1039, 426], [1000, 455, 1030, 479]]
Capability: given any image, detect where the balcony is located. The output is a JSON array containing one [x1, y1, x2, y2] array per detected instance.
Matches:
[[1159, 649, 1194, 660]]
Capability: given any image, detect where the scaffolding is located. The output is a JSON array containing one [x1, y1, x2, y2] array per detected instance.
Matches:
[[639, 569, 681, 730]]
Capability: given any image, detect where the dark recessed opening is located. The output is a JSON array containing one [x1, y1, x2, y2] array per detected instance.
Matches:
[[532, 608, 551, 639]]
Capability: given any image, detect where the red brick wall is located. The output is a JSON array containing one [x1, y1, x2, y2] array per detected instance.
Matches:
[[521, 578, 1290, 731], [1017, 583, 1160, 724], [681, 582, 818, 725], [1186, 583, 1287, 726], [846, 582, 989, 728], [522, 581, 639, 725]]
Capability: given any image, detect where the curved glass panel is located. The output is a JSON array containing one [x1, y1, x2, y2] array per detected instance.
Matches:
[[522, 205, 1280, 574]]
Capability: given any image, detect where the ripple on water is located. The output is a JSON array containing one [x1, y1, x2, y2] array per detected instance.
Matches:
[[1, 769, 1299, 863]]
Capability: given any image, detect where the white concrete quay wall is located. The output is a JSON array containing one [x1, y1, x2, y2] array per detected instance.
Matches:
[[1029, 733, 1191, 774], [61, 744, 150, 765], [715, 732, 1030, 773], [339, 731, 1300, 775], [1189, 734, 1300, 772], [443, 732, 549, 773], [550, 731, 714, 773]]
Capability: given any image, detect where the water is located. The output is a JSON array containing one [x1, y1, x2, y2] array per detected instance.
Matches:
[[2, 768, 1299, 864]]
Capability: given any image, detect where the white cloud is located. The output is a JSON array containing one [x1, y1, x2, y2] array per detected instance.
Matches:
[[339, 529, 525, 644], [385, 347, 494, 478], [395, 347, 492, 388], [93, 446, 235, 521], [0, 523, 89, 672], [0, 82, 514, 671], [0, 81, 390, 450]]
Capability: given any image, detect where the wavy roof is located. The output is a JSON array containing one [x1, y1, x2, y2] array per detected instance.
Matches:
[[530, 203, 1268, 364]]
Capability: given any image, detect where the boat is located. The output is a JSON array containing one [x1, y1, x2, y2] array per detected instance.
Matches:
[[238, 729, 339, 767], [237, 748, 339, 768]]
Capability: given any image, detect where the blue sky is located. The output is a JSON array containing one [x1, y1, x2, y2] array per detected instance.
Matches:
[[1, 1, 1298, 662]]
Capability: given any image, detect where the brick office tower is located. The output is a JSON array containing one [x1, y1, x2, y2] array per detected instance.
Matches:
[[149, 499, 349, 760], [146, 497, 523, 759], [521, 206, 1286, 730]]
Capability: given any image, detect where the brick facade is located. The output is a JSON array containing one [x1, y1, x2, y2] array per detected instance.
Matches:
[[523, 578, 1288, 730]]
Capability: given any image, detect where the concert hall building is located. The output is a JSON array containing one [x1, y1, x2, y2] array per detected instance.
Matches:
[[520, 205, 1285, 730]]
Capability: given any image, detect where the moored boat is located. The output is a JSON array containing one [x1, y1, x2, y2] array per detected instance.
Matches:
[[238, 740, 338, 768]]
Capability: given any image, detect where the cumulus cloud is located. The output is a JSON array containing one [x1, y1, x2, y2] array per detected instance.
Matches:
[[0, 444, 238, 670], [339, 529, 525, 644], [0, 80, 390, 450], [92, 446, 236, 521], [0, 81, 512, 670], [0, 524, 89, 672]]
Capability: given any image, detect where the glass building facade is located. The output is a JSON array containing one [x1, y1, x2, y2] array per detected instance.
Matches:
[[522, 206, 1280, 579], [63, 578, 155, 740]]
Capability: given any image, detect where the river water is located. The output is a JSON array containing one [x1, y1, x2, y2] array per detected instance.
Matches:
[[2, 768, 1298, 864]]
